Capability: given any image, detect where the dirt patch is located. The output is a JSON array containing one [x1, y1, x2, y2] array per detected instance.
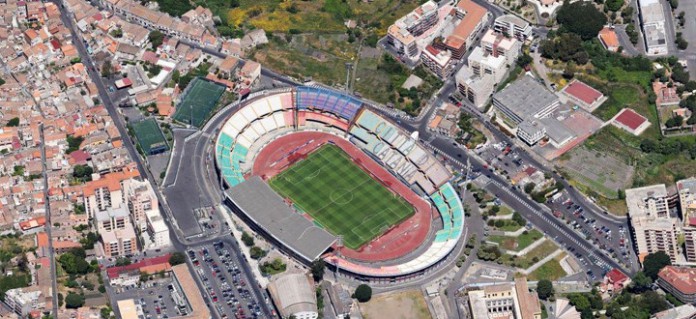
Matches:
[[360, 290, 431, 319], [557, 146, 634, 198]]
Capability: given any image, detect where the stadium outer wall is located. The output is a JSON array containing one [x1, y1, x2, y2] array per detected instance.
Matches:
[[214, 87, 465, 282]]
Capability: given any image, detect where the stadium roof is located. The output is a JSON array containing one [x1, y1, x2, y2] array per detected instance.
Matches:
[[267, 273, 317, 318], [227, 176, 336, 261]]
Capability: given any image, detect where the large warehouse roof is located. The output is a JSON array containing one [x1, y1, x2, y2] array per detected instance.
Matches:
[[227, 176, 336, 261], [494, 75, 559, 120], [267, 273, 318, 318]]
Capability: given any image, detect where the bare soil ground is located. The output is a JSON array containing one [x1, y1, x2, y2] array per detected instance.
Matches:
[[360, 290, 432, 319]]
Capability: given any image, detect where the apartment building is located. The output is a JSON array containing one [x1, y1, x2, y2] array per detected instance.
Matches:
[[493, 14, 533, 41], [468, 277, 541, 319], [5, 288, 45, 317], [146, 210, 171, 248], [468, 46, 508, 83], [455, 66, 494, 109], [420, 45, 456, 78], [677, 178, 696, 262], [82, 168, 139, 217], [386, 1, 439, 59], [658, 266, 696, 304], [637, 0, 668, 56], [95, 206, 130, 233], [101, 222, 138, 257], [443, 0, 489, 59], [480, 29, 520, 66], [124, 178, 158, 231], [626, 184, 680, 263]]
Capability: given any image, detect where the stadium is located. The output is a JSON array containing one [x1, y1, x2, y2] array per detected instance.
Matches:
[[214, 87, 465, 281]]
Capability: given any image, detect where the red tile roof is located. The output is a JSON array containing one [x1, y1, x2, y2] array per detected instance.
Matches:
[[106, 254, 172, 279], [614, 108, 647, 130], [444, 0, 487, 50], [605, 268, 628, 283], [659, 266, 696, 295], [564, 80, 603, 105]]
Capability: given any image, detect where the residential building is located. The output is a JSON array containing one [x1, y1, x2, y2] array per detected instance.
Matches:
[[124, 178, 158, 231], [493, 14, 533, 41], [420, 45, 455, 78], [82, 168, 139, 217], [100, 222, 138, 257], [658, 266, 696, 304], [493, 75, 560, 126], [268, 273, 318, 319], [480, 29, 520, 66], [387, 1, 439, 59], [598, 27, 620, 52], [443, 0, 489, 59], [468, 46, 508, 84], [455, 66, 494, 109], [677, 178, 696, 262], [468, 277, 541, 319], [5, 288, 45, 317], [599, 269, 631, 297], [146, 210, 171, 248], [637, 0, 668, 56], [238, 60, 261, 88], [652, 304, 696, 319], [653, 81, 681, 107], [94, 206, 130, 233], [107, 254, 171, 286], [626, 184, 680, 263]]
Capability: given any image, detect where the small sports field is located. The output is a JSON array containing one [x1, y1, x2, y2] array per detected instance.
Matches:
[[269, 144, 413, 249], [173, 77, 225, 127], [131, 118, 168, 155]]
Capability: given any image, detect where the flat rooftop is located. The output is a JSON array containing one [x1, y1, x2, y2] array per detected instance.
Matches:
[[493, 75, 559, 120], [227, 176, 336, 261]]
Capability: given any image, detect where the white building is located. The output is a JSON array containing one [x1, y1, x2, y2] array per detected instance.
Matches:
[[626, 184, 680, 263], [5, 288, 44, 317], [386, 1, 439, 60], [677, 178, 696, 263], [124, 179, 159, 231], [468, 46, 508, 84], [146, 210, 171, 248], [493, 14, 533, 41], [268, 274, 318, 319], [420, 45, 456, 78], [455, 66, 494, 109], [637, 0, 668, 56], [480, 29, 520, 66]]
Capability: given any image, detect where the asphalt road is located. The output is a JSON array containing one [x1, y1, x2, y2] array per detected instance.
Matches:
[[40, 125, 59, 319]]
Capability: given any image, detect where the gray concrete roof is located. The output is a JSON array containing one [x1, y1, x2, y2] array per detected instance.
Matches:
[[227, 176, 336, 261], [267, 273, 317, 318], [493, 75, 559, 120]]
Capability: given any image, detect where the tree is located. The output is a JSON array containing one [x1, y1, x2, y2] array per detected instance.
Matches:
[[241, 232, 254, 246], [101, 60, 112, 78], [311, 259, 326, 282], [512, 212, 526, 226], [66, 135, 84, 154], [537, 279, 554, 299], [516, 53, 533, 67], [148, 30, 165, 49], [665, 115, 684, 128], [73, 164, 94, 181], [606, 0, 624, 11], [6, 117, 19, 127], [640, 139, 657, 153], [249, 246, 266, 259], [114, 257, 131, 266], [153, 0, 192, 17], [631, 271, 653, 292], [642, 290, 669, 314], [524, 182, 536, 194], [65, 293, 85, 308], [169, 252, 186, 266], [109, 28, 123, 38], [58, 250, 91, 275], [672, 64, 690, 84], [669, 0, 678, 9], [556, 1, 607, 40], [643, 251, 671, 279], [353, 284, 372, 302]]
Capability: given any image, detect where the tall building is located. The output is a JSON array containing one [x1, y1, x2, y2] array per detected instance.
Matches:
[[480, 29, 520, 66], [386, 1, 439, 59], [455, 66, 494, 109], [658, 266, 696, 304], [493, 14, 532, 41], [420, 45, 456, 78], [637, 0, 668, 56], [101, 222, 138, 257], [677, 178, 696, 262], [124, 179, 159, 231], [443, 0, 489, 59], [468, 277, 541, 319], [146, 210, 171, 248], [626, 184, 680, 263], [95, 206, 130, 233], [82, 168, 139, 217], [468, 46, 508, 84]]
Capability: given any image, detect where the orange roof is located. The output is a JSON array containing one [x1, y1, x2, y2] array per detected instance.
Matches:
[[112, 140, 123, 148], [598, 27, 619, 49], [82, 167, 140, 196], [19, 216, 46, 231], [36, 232, 49, 248], [444, 0, 487, 50]]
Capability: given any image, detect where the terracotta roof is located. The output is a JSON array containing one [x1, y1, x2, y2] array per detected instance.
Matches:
[[564, 80, 603, 105], [19, 216, 46, 231], [614, 108, 647, 130], [598, 27, 619, 49], [659, 266, 696, 295], [444, 0, 487, 50], [605, 268, 628, 283], [106, 254, 171, 279], [82, 167, 139, 196]]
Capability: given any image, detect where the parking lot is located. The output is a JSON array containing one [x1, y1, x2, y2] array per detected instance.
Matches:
[[189, 240, 274, 319], [114, 278, 188, 319], [547, 191, 636, 278]]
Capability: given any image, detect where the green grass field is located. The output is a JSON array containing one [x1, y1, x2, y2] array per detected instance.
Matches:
[[131, 118, 168, 155], [269, 144, 413, 249], [173, 78, 226, 127]]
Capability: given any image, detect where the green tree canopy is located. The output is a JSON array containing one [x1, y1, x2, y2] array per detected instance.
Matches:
[[311, 259, 326, 282], [556, 1, 607, 40], [6, 117, 19, 127], [65, 293, 85, 308], [353, 284, 372, 302], [643, 251, 671, 279], [537, 279, 554, 299], [169, 252, 186, 266]]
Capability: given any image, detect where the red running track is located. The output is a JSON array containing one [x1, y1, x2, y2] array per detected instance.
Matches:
[[252, 131, 434, 262]]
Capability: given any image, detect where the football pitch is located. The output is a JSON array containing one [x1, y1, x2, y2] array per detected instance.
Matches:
[[173, 77, 225, 127], [269, 144, 414, 249], [131, 118, 168, 155]]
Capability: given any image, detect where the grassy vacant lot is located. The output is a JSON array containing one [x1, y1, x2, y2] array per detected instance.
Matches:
[[269, 144, 413, 249], [500, 240, 558, 269], [489, 229, 543, 251], [228, 0, 421, 34], [251, 35, 359, 86], [361, 290, 431, 319], [528, 253, 568, 281]]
